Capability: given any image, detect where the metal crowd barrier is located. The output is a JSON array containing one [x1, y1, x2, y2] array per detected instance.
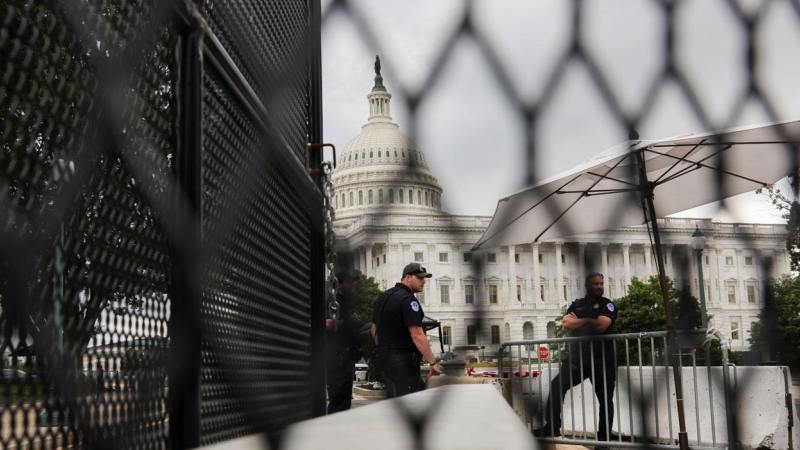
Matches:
[[499, 330, 735, 449]]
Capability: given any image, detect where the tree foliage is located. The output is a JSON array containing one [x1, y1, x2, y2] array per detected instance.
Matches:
[[756, 183, 800, 271], [552, 276, 733, 366], [350, 271, 383, 321], [748, 275, 800, 369], [613, 276, 703, 335]]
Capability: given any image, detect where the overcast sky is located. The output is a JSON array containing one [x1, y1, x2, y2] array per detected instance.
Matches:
[[320, 0, 800, 223]]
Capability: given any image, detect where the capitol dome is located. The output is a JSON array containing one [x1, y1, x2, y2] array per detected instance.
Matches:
[[332, 57, 444, 220]]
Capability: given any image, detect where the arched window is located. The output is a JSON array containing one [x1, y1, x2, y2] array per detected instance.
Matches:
[[399, 189, 404, 204], [378, 189, 384, 203], [368, 190, 373, 204], [334, 195, 338, 209], [355, 153, 358, 160], [389, 189, 394, 203], [417, 190, 421, 204], [359, 191, 364, 205], [349, 155, 352, 161], [378, 151, 381, 158], [342, 193, 345, 208], [394, 151, 398, 157], [523, 322, 534, 340], [408, 189, 413, 204], [402, 151, 405, 158], [361, 152, 365, 159], [370, 151, 373, 158], [349, 192, 354, 206], [425, 191, 429, 206]]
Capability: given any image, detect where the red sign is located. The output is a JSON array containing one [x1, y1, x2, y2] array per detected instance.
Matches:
[[539, 346, 549, 359]]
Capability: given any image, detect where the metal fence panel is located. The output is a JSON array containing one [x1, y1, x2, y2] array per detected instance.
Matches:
[[1, 0, 323, 448]]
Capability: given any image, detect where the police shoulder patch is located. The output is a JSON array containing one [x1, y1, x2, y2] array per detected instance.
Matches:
[[410, 301, 420, 312], [607, 302, 615, 312]]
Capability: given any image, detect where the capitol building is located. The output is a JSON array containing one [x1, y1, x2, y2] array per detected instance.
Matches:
[[332, 65, 789, 357]]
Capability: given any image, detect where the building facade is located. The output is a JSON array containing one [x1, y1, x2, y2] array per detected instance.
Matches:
[[332, 68, 789, 356]]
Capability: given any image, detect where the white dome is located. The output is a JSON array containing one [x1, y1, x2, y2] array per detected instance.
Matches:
[[332, 63, 444, 220], [336, 122, 432, 173]]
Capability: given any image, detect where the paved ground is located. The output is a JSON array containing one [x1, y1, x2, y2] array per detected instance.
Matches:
[[349, 381, 800, 449]]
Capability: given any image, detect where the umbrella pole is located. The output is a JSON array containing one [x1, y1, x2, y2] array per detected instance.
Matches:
[[636, 153, 690, 450]]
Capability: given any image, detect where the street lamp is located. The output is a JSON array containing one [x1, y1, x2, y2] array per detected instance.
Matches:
[[691, 225, 708, 328], [480, 345, 485, 362]]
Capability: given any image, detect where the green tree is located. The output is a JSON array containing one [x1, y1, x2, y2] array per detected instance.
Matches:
[[756, 183, 799, 271], [339, 272, 384, 383], [748, 275, 800, 369], [349, 271, 383, 320], [613, 276, 703, 335]]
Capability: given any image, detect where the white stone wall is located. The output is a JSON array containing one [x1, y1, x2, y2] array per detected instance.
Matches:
[[336, 215, 788, 356]]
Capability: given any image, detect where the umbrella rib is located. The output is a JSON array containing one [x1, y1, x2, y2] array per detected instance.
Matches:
[[652, 143, 734, 184], [584, 171, 639, 188], [649, 140, 800, 147], [558, 188, 639, 195], [651, 140, 705, 184], [475, 173, 586, 248], [647, 148, 770, 187], [533, 153, 635, 242], [477, 150, 634, 248]]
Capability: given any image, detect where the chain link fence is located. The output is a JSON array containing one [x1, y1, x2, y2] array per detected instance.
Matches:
[[2, 0, 799, 449], [319, 1, 799, 450]]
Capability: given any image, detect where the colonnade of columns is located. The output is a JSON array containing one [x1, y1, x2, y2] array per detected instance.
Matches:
[[346, 240, 780, 310]]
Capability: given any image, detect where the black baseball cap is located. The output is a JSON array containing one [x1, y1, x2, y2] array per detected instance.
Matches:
[[402, 263, 432, 278]]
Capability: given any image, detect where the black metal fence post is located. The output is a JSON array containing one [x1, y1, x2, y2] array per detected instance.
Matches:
[[307, 0, 328, 418], [169, 27, 205, 449]]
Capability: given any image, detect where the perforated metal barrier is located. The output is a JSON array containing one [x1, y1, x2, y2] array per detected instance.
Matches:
[[1, 0, 324, 448]]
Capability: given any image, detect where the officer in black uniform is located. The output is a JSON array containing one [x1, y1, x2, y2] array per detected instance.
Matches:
[[326, 272, 361, 414], [370, 263, 443, 397], [534, 272, 617, 447]]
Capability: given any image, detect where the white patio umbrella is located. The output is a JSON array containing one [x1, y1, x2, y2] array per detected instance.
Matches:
[[474, 120, 800, 250], [474, 119, 800, 450]]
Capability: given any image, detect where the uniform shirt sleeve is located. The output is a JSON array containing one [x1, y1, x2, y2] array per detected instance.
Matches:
[[566, 301, 577, 316], [401, 296, 424, 327], [371, 296, 384, 324], [596, 299, 617, 323]]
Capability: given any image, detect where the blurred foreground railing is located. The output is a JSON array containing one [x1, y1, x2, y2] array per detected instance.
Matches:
[[499, 330, 743, 449]]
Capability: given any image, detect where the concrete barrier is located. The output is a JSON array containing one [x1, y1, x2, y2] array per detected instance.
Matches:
[[198, 384, 539, 450], [512, 365, 799, 449]]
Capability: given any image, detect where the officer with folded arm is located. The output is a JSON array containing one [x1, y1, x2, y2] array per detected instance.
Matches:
[[370, 263, 443, 397], [534, 272, 617, 450]]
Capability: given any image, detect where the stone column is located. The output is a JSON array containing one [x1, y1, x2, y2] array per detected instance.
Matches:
[[578, 242, 586, 285], [555, 241, 564, 302], [532, 243, 541, 303], [601, 243, 609, 297], [664, 244, 673, 281], [428, 243, 437, 304], [365, 243, 374, 279], [452, 243, 461, 304], [389, 243, 400, 285], [401, 243, 411, 266], [708, 246, 718, 304], [687, 245, 698, 297], [644, 245, 652, 278], [736, 248, 744, 304], [508, 245, 517, 304], [622, 243, 631, 294]]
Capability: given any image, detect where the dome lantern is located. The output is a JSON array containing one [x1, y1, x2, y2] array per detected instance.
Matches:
[[332, 58, 445, 220]]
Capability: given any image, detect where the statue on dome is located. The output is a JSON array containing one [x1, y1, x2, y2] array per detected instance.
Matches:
[[374, 55, 381, 76]]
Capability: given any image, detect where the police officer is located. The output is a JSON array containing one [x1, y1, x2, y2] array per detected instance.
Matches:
[[370, 263, 443, 397], [534, 272, 617, 447], [326, 272, 362, 414]]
